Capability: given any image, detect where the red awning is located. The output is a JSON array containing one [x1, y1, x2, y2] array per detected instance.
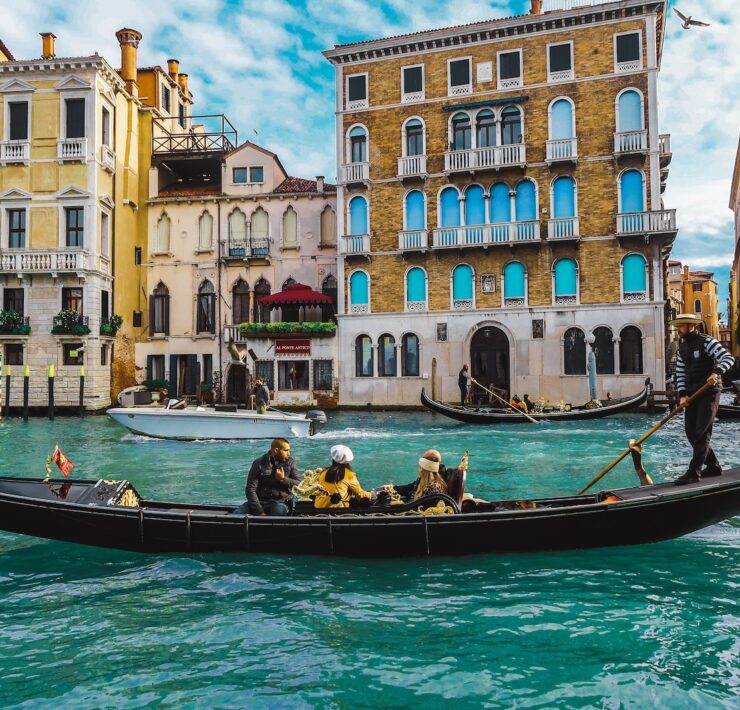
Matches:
[[258, 283, 333, 307]]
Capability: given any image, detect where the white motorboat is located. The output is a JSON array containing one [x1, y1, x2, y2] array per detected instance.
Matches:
[[107, 405, 327, 440]]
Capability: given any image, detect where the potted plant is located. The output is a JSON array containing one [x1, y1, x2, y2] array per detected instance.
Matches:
[[52, 310, 90, 335], [199, 382, 214, 404], [144, 378, 169, 402], [0, 310, 31, 335], [100, 314, 123, 337]]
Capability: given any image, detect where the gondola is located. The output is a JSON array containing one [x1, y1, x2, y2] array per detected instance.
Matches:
[[718, 403, 740, 420], [0, 471, 739, 557], [421, 380, 650, 424]]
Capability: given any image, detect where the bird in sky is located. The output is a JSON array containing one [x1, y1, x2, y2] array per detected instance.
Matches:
[[673, 7, 711, 29]]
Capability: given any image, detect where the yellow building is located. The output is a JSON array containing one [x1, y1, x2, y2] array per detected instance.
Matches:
[[680, 267, 719, 339]]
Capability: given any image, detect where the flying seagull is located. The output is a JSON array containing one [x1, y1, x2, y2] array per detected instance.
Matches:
[[673, 7, 710, 29]]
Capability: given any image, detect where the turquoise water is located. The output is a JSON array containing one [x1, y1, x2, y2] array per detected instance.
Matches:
[[0, 412, 738, 708]]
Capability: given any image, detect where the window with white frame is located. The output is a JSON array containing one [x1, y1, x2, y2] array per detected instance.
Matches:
[[162, 85, 171, 113], [615, 32, 642, 72], [448, 58, 472, 96], [65, 207, 84, 248], [548, 42, 574, 82], [8, 101, 29, 141], [198, 211, 213, 251], [404, 119, 424, 156], [346, 74, 368, 110], [101, 106, 111, 147], [233, 167, 247, 184], [100, 210, 110, 257], [282, 206, 298, 249], [402, 65, 424, 102], [64, 98, 85, 138], [498, 50, 523, 89], [249, 166, 264, 183], [7, 208, 26, 248], [156, 213, 170, 253]]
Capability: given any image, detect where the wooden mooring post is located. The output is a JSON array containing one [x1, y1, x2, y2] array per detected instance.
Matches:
[[48, 364, 55, 421], [23, 365, 29, 422]]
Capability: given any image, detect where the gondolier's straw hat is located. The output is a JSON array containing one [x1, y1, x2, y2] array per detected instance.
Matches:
[[669, 313, 703, 327]]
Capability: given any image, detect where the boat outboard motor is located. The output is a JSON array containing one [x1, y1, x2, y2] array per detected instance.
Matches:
[[306, 410, 328, 435]]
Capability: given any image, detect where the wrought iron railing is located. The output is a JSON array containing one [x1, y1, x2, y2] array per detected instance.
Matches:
[[152, 114, 237, 155]]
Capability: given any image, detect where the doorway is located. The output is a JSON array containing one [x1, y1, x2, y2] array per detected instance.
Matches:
[[226, 364, 248, 403], [470, 326, 510, 403]]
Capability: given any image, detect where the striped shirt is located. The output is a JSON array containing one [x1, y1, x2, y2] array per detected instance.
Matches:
[[676, 333, 735, 395]]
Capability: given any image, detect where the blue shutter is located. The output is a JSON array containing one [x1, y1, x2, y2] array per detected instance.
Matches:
[[168, 355, 178, 397], [349, 196, 368, 235], [405, 191, 425, 230], [440, 187, 460, 227], [554, 259, 577, 296], [618, 90, 642, 132], [464, 185, 486, 225], [504, 261, 525, 298], [550, 99, 573, 140], [146, 355, 154, 382], [622, 254, 647, 292], [350, 271, 369, 305], [490, 183, 510, 223], [553, 176, 576, 218], [515, 181, 536, 221], [188, 354, 199, 395], [620, 170, 644, 213], [452, 265, 473, 300], [406, 268, 426, 302]]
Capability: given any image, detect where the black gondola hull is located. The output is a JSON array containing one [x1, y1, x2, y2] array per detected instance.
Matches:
[[718, 404, 740, 420], [1, 472, 739, 557]]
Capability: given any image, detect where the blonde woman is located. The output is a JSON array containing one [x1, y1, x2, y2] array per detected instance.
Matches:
[[393, 450, 449, 502]]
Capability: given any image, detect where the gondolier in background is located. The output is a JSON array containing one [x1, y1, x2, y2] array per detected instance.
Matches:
[[242, 438, 301, 515], [458, 364, 471, 406], [253, 376, 270, 414], [672, 314, 735, 485]]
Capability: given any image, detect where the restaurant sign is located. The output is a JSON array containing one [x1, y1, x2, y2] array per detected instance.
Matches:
[[275, 338, 311, 356]]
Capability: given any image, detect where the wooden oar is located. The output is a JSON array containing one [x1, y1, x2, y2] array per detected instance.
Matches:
[[470, 378, 539, 424], [577, 381, 714, 495]]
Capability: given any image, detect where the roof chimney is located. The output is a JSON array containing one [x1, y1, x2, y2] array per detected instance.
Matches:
[[40, 32, 56, 59], [316, 176, 324, 193], [177, 72, 189, 94], [683, 265, 689, 279], [116, 28, 142, 96], [167, 58, 179, 81], [531, 0, 543, 14]]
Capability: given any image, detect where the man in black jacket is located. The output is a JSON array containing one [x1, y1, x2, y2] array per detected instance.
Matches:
[[244, 438, 301, 515], [671, 314, 735, 485], [458, 364, 470, 406], [253, 376, 270, 414]]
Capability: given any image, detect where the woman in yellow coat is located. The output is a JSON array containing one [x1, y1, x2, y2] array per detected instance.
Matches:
[[314, 445, 374, 509]]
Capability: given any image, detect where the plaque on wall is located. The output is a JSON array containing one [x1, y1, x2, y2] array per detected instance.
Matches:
[[481, 274, 496, 293], [532, 320, 544, 339], [436, 323, 448, 342], [476, 61, 493, 83]]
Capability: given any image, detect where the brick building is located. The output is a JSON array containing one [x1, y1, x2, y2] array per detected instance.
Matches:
[[324, 0, 677, 405]]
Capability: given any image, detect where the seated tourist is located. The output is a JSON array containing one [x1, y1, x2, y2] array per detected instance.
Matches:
[[510, 394, 528, 413], [314, 445, 374, 509], [239, 438, 301, 516], [393, 449, 450, 502], [523, 394, 534, 412]]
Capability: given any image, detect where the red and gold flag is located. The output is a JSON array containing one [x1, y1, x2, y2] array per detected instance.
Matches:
[[50, 446, 76, 477]]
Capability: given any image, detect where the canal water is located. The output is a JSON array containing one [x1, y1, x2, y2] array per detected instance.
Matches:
[[0, 411, 738, 708]]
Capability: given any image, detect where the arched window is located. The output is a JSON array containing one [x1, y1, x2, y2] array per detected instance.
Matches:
[[515, 180, 537, 238], [253, 278, 271, 323], [564, 327, 586, 375], [550, 99, 574, 139], [283, 276, 297, 290], [349, 126, 367, 163], [406, 267, 427, 310], [349, 196, 368, 235], [282, 206, 298, 249], [349, 270, 369, 313], [552, 176, 576, 218], [622, 254, 647, 301], [452, 264, 474, 309], [156, 213, 170, 253], [490, 183, 510, 223], [694, 299, 702, 313], [476, 109, 496, 147], [440, 187, 460, 227], [593, 326, 615, 374], [464, 185, 486, 226], [554, 258, 578, 303], [404, 190, 426, 230], [198, 211, 213, 251], [280, 277, 299, 321], [321, 274, 337, 321], [405, 119, 424, 156], [619, 170, 644, 213], [619, 326, 643, 374], [150, 282, 170, 335], [228, 208, 247, 256], [503, 261, 526, 306], [501, 107, 522, 145], [197, 280, 216, 334], [617, 90, 643, 132], [320, 206, 336, 246], [401, 333, 420, 376], [355, 335, 373, 377], [251, 207, 269, 254], [452, 112, 471, 150], [232, 278, 249, 325], [378, 334, 397, 377]]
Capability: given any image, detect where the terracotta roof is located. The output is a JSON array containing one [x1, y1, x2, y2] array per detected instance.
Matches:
[[274, 177, 337, 194], [0, 39, 14, 61], [157, 183, 221, 197]]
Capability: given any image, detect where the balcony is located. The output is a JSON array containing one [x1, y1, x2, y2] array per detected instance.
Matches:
[[0, 141, 30, 165], [431, 222, 540, 249], [101, 144, 116, 173], [659, 133, 672, 168], [548, 218, 580, 240], [548, 68, 574, 83], [0, 315, 30, 336], [398, 230, 429, 251], [405, 300, 428, 312], [340, 162, 369, 185], [616, 209, 677, 237], [57, 138, 87, 162], [445, 144, 526, 173], [545, 138, 578, 164], [52, 313, 90, 336], [397, 155, 427, 179], [614, 130, 647, 156], [342, 234, 371, 255], [152, 114, 237, 157], [616, 60, 642, 74], [221, 239, 270, 260], [0, 249, 89, 277]]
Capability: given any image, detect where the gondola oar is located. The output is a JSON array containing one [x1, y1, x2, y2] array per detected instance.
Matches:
[[578, 381, 714, 495], [470, 378, 539, 424]]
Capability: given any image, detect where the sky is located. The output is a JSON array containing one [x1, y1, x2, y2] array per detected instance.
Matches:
[[1, 0, 737, 312]]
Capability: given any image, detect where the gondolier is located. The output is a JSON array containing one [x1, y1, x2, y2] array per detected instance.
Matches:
[[671, 314, 735, 485], [458, 364, 471, 406]]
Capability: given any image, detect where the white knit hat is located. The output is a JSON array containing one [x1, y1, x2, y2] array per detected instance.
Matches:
[[330, 444, 354, 464]]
